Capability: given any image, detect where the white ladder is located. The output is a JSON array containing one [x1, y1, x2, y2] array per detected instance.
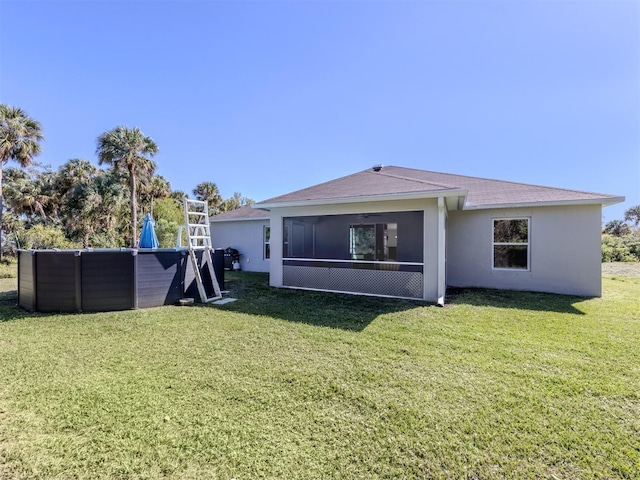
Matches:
[[182, 198, 222, 302]]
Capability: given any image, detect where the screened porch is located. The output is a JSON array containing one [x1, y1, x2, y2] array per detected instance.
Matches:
[[281, 211, 424, 299]]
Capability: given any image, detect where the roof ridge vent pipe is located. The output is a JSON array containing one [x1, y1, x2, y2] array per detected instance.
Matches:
[[372, 164, 383, 172]]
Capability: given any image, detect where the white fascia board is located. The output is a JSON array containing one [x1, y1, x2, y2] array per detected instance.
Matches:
[[210, 216, 269, 223], [463, 196, 626, 211], [255, 189, 468, 210]]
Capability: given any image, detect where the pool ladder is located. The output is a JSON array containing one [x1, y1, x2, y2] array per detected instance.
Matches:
[[181, 198, 222, 303]]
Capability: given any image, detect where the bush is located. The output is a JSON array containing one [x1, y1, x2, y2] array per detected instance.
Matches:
[[87, 231, 124, 248], [602, 233, 640, 262], [155, 218, 181, 248], [153, 198, 183, 248], [15, 225, 78, 250]]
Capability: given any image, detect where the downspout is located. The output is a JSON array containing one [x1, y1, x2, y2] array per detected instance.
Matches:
[[437, 197, 446, 307]]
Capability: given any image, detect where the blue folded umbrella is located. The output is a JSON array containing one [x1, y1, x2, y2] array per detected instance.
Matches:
[[139, 213, 159, 249]]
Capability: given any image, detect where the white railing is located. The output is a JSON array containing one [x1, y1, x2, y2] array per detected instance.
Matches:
[[282, 257, 423, 266]]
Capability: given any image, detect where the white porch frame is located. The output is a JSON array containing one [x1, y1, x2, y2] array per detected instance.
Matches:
[[263, 194, 457, 304]]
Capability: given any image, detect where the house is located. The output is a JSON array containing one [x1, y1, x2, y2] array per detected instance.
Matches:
[[210, 205, 271, 272], [210, 166, 624, 304]]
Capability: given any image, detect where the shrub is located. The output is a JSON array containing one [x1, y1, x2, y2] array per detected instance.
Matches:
[[155, 218, 181, 248], [15, 225, 78, 250], [87, 231, 124, 248], [627, 231, 640, 259], [602, 233, 640, 262]]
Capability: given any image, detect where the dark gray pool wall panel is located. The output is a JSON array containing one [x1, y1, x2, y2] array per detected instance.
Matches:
[[136, 250, 185, 309], [18, 250, 37, 311], [184, 250, 215, 300], [81, 251, 136, 312], [17, 249, 223, 313], [34, 251, 81, 313]]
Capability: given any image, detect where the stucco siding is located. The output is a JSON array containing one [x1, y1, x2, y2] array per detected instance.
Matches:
[[210, 220, 270, 273], [446, 205, 602, 296]]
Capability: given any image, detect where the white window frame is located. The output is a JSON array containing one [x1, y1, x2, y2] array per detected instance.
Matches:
[[264, 225, 270, 260], [492, 217, 530, 271]]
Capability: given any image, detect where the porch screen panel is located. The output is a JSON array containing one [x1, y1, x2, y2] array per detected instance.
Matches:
[[284, 211, 422, 262]]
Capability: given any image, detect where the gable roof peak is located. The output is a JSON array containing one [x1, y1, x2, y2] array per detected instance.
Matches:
[[369, 166, 458, 190]]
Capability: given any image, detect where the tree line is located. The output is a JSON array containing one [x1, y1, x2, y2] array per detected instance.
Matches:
[[602, 206, 640, 262], [0, 104, 253, 255]]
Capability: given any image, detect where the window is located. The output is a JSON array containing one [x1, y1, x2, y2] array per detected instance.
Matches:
[[349, 223, 398, 261], [349, 225, 375, 260], [264, 226, 270, 260], [493, 218, 529, 270]]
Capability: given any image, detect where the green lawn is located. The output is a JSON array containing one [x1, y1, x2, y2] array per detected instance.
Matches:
[[0, 264, 639, 479]]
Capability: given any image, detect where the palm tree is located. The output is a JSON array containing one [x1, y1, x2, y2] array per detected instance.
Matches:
[[624, 205, 640, 229], [2, 167, 30, 214], [3, 166, 60, 227], [32, 167, 59, 223], [96, 126, 158, 248], [193, 181, 223, 215], [56, 159, 99, 242], [56, 158, 98, 195], [140, 174, 171, 216], [171, 190, 188, 206], [220, 191, 255, 213], [0, 104, 44, 257]]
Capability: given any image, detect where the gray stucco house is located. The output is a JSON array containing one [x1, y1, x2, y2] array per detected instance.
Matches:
[[210, 206, 271, 273], [210, 165, 624, 304]]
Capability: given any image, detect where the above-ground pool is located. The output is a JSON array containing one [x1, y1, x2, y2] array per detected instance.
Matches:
[[18, 248, 224, 313]]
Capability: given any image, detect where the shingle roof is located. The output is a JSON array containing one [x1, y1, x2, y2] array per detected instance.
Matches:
[[258, 168, 458, 204], [210, 205, 268, 221], [256, 166, 623, 210]]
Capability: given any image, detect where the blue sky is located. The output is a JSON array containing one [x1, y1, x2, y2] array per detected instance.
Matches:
[[1, 0, 638, 221]]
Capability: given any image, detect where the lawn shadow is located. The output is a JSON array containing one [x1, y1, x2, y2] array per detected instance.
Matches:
[[0, 290, 43, 322], [2, 272, 589, 325], [208, 272, 427, 331], [446, 287, 587, 315]]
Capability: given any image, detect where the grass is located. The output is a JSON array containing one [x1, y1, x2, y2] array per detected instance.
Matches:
[[0, 263, 639, 479], [0, 257, 17, 279]]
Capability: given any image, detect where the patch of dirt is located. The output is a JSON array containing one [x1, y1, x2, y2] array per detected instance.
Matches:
[[0, 278, 17, 295], [602, 262, 640, 278]]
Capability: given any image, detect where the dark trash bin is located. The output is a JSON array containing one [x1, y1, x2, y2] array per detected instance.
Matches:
[[223, 248, 240, 270]]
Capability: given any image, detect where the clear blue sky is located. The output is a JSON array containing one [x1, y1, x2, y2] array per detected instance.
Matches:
[[1, 0, 638, 221]]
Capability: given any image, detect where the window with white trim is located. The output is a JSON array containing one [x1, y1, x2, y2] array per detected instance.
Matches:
[[493, 218, 529, 270], [264, 226, 270, 260]]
